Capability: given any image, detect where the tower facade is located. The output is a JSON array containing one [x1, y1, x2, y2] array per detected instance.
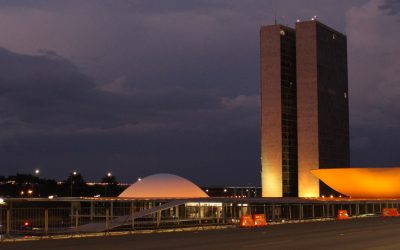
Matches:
[[260, 25, 298, 197], [260, 20, 349, 197], [296, 21, 350, 197]]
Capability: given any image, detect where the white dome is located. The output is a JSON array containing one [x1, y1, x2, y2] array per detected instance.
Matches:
[[118, 173, 209, 198]]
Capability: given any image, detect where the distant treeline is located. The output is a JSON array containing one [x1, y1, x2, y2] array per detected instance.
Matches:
[[0, 173, 126, 198]]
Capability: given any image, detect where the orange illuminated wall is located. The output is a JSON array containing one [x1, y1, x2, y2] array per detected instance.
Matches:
[[260, 25, 283, 197], [312, 168, 400, 198], [296, 21, 320, 197], [260, 25, 297, 197]]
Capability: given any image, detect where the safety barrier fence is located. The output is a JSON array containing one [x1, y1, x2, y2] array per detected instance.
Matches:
[[1, 200, 400, 240]]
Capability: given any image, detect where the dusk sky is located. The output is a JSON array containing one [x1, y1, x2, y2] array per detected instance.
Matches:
[[0, 0, 399, 185]]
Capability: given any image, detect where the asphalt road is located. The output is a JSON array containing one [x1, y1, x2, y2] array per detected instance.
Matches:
[[2, 217, 400, 250]]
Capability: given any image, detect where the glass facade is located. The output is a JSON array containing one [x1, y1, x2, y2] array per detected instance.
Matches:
[[280, 29, 298, 197]]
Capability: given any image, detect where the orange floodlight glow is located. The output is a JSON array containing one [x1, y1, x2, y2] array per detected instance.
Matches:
[[312, 168, 400, 198]]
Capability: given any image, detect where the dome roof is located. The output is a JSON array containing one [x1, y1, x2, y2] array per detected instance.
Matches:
[[118, 173, 209, 198], [312, 168, 400, 198]]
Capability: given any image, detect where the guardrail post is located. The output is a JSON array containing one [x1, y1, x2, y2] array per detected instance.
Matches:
[[90, 201, 94, 221], [131, 205, 135, 230], [312, 204, 315, 218], [6, 209, 10, 236], [44, 209, 49, 235], [0, 209, 2, 236], [326, 204, 330, 218], [299, 204, 303, 220], [232, 205, 235, 222], [272, 204, 275, 221], [176, 206, 181, 225], [106, 209, 109, 232], [75, 209, 79, 231], [110, 201, 114, 220], [221, 204, 226, 224], [156, 210, 161, 227], [263, 204, 266, 219], [198, 203, 201, 225], [70, 203, 74, 225]]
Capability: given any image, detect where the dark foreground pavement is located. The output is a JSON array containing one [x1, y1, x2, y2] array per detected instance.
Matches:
[[2, 217, 400, 250]]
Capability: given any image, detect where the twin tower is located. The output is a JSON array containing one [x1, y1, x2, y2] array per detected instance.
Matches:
[[260, 20, 350, 197]]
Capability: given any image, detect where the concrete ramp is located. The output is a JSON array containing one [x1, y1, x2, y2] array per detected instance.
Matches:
[[75, 200, 187, 233]]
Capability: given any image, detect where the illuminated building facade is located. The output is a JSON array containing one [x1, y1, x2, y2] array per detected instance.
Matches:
[[261, 20, 350, 197], [260, 25, 297, 197]]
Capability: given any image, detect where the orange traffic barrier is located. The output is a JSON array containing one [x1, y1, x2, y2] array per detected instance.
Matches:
[[337, 210, 349, 220], [253, 214, 267, 227], [382, 208, 399, 217], [240, 214, 254, 227]]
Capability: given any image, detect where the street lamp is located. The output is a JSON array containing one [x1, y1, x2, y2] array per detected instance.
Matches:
[[104, 172, 112, 197], [34, 169, 40, 197], [70, 171, 78, 197]]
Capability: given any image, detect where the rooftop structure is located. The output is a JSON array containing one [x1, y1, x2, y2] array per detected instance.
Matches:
[[118, 173, 209, 199], [312, 168, 400, 198]]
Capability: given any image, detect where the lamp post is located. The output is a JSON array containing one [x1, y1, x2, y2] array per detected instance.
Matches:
[[104, 172, 112, 197], [31, 168, 40, 197], [70, 171, 77, 197], [34, 169, 40, 197]]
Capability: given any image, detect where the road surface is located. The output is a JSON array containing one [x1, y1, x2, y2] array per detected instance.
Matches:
[[1, 217, 400, 250]]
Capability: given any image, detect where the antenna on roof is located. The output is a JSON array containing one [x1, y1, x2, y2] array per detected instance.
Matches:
[[274, 10, 277, 25]]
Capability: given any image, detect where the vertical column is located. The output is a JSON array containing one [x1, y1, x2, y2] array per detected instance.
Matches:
[[110, 201, 114, 220], [156, 211, 161, 227], [44, 209, 49, 235], [131, 202, 135, 230], [296, 21, 320, 197], [300, 204, 304, 220], [312, 204, 315, 218], [75, 209, 79, 231], [105, 209, 109, 231], [260, 25, 283, 197], [6, 210, 10, 235], [90, 201, 94, 221]]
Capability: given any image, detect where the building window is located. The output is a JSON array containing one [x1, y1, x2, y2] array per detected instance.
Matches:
[[344, 92, 347, 99], [332, 33, 336, 40]]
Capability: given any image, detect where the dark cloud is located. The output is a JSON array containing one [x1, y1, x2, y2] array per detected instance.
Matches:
[[346, 0, 400, 168], [379, 0, 400, 15], [0, 47, 259, 185], [0, 0, 399, 186]]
